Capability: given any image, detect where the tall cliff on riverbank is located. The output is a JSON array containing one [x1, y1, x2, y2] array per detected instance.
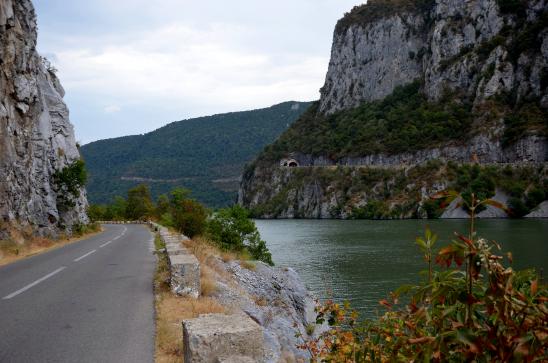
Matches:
[[239, 0, 548, 219], [0, 0, 88, 236]]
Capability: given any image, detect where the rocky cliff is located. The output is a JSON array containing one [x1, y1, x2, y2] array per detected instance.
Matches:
[[0, 0, 88, 236], [239, 0, 548, 219]]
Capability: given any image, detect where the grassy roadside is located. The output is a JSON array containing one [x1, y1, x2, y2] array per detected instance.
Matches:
[[153, 233, 227, 363], [0, 223, 103, 267]]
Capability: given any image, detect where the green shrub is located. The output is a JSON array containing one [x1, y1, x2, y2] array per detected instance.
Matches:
[[53, 159, 88, 210], [125, 184, 154, 220], [207, 205, 273, 265], [351, 201, 389, 219], [87, 204, 107, 222], [422, 199, 444, 219], [508, 197, 530, 217], [526, 187, 546, 209], [172, 199, 208, 238]]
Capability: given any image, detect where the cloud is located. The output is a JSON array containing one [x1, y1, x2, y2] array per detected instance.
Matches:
[[34, 1, 365, 142], [104, 105, 121, 113], [52, 23, 327, 110]]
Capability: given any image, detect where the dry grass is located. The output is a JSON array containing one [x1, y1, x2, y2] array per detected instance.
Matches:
[[200, 265, 218, 297], [155, 292, 227, 362], [154, 233, 229, 363], [241, 260, 256, 271], [0, 224, 103, 267]]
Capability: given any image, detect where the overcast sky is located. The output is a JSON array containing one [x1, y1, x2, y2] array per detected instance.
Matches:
[[34, 1, 364, 144]]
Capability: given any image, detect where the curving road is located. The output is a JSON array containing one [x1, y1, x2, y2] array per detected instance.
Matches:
[[0, 224, 156, 363]]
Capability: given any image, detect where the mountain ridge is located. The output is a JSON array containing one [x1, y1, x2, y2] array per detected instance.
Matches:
[[81, 101, 311, 207]]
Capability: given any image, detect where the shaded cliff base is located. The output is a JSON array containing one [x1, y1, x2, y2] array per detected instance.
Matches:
[[241, 161, 548, 220], [0, 221, 101, 267]]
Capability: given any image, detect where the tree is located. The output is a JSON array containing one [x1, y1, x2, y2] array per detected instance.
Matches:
[[106, 196, 127, 220], [125, 184, 154, 220], [172, 198, 208, 238], [87, 204, 107, 222], [207, 205, 273, 265]]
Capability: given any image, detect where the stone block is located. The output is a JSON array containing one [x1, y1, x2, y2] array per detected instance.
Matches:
[[183, 314, 264, 363], [169, 254, 200, 298], [166, 244, 189, 256]]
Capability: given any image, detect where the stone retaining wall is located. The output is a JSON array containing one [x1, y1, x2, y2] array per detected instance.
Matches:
[[149, 222, 267, 363], [151, 222, 201, 299]]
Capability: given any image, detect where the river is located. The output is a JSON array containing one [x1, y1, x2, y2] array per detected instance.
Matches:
[[256, 219, 548, 318]]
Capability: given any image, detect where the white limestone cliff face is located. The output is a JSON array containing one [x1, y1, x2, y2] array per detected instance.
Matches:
[[0, 0, 88, 236], [320, 0, 548, 113]]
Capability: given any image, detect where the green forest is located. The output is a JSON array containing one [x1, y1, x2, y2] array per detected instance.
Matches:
[[81, 101, 311, 207]]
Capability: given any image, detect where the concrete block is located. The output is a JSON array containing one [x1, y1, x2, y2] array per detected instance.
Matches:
[[183, 314, 264, 363], [166, 244, 189, 256], [169, 254, 200, 298]]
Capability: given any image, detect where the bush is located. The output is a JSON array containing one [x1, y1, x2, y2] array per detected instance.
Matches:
[[172, 199, 208, 238], [125, 184, 154, 220], [508, 196, 530, 217], [300, 198, 548, 361], [351, 201, 389, 219], [87, 204, 107, 222], [207, 205, 273, 266], [526, 187, 546, 209], [53, 159, 88, 210], [422, 199, 444, 219]]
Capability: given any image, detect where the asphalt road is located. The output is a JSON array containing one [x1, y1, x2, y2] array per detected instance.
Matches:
[[0, 224, 156, 363]]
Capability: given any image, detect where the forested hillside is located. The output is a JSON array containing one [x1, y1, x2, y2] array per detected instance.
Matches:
[[81, 101, 311, 207]]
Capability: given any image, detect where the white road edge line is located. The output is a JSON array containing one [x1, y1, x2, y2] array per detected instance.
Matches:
[[2, 266, 67, 300], [74, 250, 97, 262], [100, 240, 113, 248]]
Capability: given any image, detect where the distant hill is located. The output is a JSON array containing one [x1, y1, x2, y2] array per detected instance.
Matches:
[[81, 101, 312, 207]]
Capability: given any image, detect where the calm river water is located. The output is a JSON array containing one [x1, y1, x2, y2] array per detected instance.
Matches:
[[255, 219, 548, 318]]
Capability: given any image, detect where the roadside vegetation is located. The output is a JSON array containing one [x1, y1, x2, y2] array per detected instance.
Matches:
[[152, 234, 226, 363], [89, 184, 273, 265], [0, 222, 101, 266], [151, 203, 268, 362], [299, 194, 548, 361]]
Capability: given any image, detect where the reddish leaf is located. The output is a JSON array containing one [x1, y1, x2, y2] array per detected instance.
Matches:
[[409, 336, 434, 344], [531, 280, 538, 295], [379, 299, 392, 308], [457, 234, 474, 248]]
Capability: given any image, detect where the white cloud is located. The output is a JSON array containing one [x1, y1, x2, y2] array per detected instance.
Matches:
[[35, 1, 365, 142], [53, 23, 327, 110], [104, 105, 121, 113]]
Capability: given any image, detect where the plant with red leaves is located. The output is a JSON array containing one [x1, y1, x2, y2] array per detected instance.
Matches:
[[299, 193, 547, 362]]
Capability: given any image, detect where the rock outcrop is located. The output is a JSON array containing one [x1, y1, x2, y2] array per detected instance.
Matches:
[[239, 0, 548, 219], [0, 0, 87, 236], [320, 0, 547, 113]]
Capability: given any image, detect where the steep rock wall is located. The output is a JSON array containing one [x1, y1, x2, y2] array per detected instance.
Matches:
[[240, 0, 548, 219], [0, 0, 87, 235], [320, 0, 548, 113]]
